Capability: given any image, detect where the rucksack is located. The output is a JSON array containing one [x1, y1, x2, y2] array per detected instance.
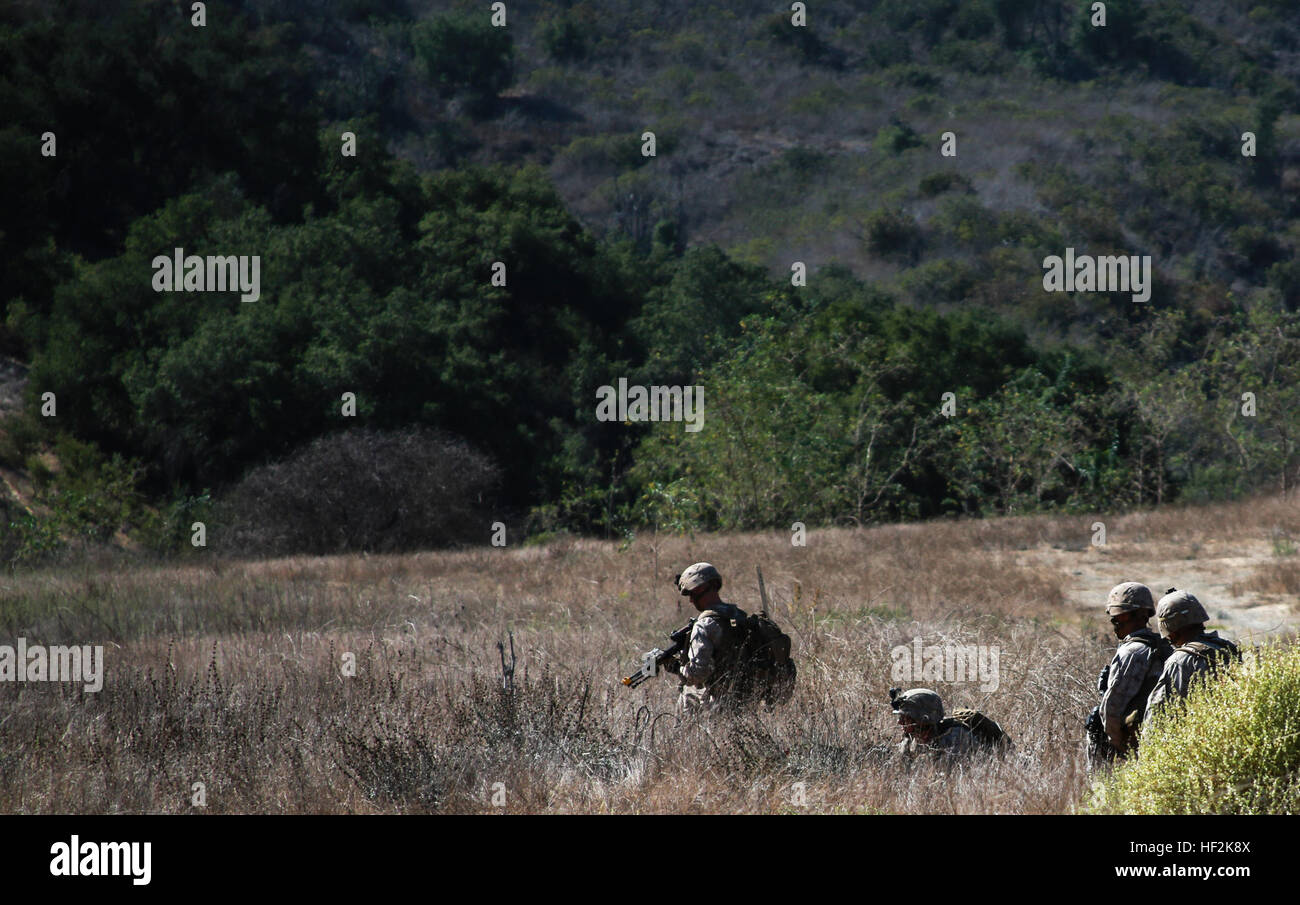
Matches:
[[1178, 636, 1241, 670], [703, 607, 797, 707], [940, 709, 1011, 750]]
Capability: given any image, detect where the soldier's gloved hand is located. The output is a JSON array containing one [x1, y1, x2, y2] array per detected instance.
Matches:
[[662, 659, 679, 675]]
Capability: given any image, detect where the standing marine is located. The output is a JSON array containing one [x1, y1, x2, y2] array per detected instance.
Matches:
[[1145, 588, 1240, 716], [1086, 581, 1172, 765], [669, 562, 747, 713]]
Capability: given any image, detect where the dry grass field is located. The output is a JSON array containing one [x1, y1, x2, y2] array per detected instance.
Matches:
[[1, 496, 1297, 814]]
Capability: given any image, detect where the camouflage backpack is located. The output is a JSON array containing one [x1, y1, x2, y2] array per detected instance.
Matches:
[[703, 607, 797, 707], [1178, 636, 1241, 670], [939, 708, 1011, 750], [1122, 632, 1176, 727]]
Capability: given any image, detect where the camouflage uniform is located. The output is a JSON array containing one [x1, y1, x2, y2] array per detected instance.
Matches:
[[897, 722, 976, 758], [1099, 627, 1166, 753], [1145, 630, 1237, 715], [890, 687, 978, 760], [677, 602, 742, 713]]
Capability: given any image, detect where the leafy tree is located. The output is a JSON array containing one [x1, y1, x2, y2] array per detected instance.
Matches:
[[412, 12, 514, 113], [942, 368, 1086, 514], [540, 12, 589, 62], [0, 1, 320, 337], [628, 246, 770, 387]]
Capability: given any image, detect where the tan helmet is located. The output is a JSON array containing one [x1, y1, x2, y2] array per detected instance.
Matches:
[[675, 562, 722, 596], [889, 687, 944, 725], [1106, 581, 1155, 616], [1156, 588, 1209, 635]]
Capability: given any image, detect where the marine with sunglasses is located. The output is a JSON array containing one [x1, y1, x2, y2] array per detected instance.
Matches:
[[1086, 581, 1173, 767]]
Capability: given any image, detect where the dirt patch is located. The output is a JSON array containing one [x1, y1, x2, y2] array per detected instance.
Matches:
[[1025, 539, 1300, 641]]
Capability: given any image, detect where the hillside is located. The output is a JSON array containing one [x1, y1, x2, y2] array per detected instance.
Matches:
[[280, 0, 1300, 331], [3, 0, 1300, 564]]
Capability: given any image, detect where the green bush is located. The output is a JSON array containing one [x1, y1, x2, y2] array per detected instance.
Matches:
[[557, 133, 648, 174], [918, 171, 974, 198], [540, 13, 588, 62], [863, 207, 923, 260], [932, 195, 998, 247], [40, 436, 154, 545], [899, 258, 978, 303], [1229, 225, 1286, 272], [874, 120, 924, 155], [1087, 643, 1300, 814], [138, 490, 213, 556], [951, 1, 996, 39], [0, 513, 62, 569], [1180, 463, 1250, 503], [411, 13, 514, 111], [905, 93, 940, 113], [864, 36, 912, 69], [932, 38, 1010, 74], [1, 435, 156, 568], [883, 64, 941, 91], [1268, 260, 1300, 310], [779, 147, 830, 182], [763, 13, 843, 68]]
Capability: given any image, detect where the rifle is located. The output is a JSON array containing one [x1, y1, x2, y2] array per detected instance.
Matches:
[[1087, 660, 1116, 760], [621, 618, 695, 688], [1085, 705, 1115, 761]]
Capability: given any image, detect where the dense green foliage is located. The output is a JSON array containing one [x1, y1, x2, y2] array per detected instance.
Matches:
[[2, 1, 1299, 558], [412, 11, 514, 113]]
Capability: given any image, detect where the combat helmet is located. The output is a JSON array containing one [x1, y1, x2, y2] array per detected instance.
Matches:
[[889, 687, 944, 725], [1155, 588, 1209, 636], [1106, 581, 1155, 615], [675, 562, 722, 596]]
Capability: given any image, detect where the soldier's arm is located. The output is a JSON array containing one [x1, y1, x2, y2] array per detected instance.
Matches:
[[1168, 652, 1200, 695], [1100, 644, 1151, 750], [678, 616, 722, 686]]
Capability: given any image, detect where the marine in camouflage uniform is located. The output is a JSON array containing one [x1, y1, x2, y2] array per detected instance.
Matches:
[[1093, 582, 1169, 762], [1145, 589, 1240, 716], [890, 687, 975, 759], [669, 562, 743, 713]]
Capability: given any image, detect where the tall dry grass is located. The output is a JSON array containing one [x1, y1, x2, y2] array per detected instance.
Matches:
[[1, 495, 1297, 813]]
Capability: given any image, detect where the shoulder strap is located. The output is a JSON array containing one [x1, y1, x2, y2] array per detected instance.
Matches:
[[701, 604, 747, 621], [1178, 637, 1240, 666], [1125, 631, 1173, 659]]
